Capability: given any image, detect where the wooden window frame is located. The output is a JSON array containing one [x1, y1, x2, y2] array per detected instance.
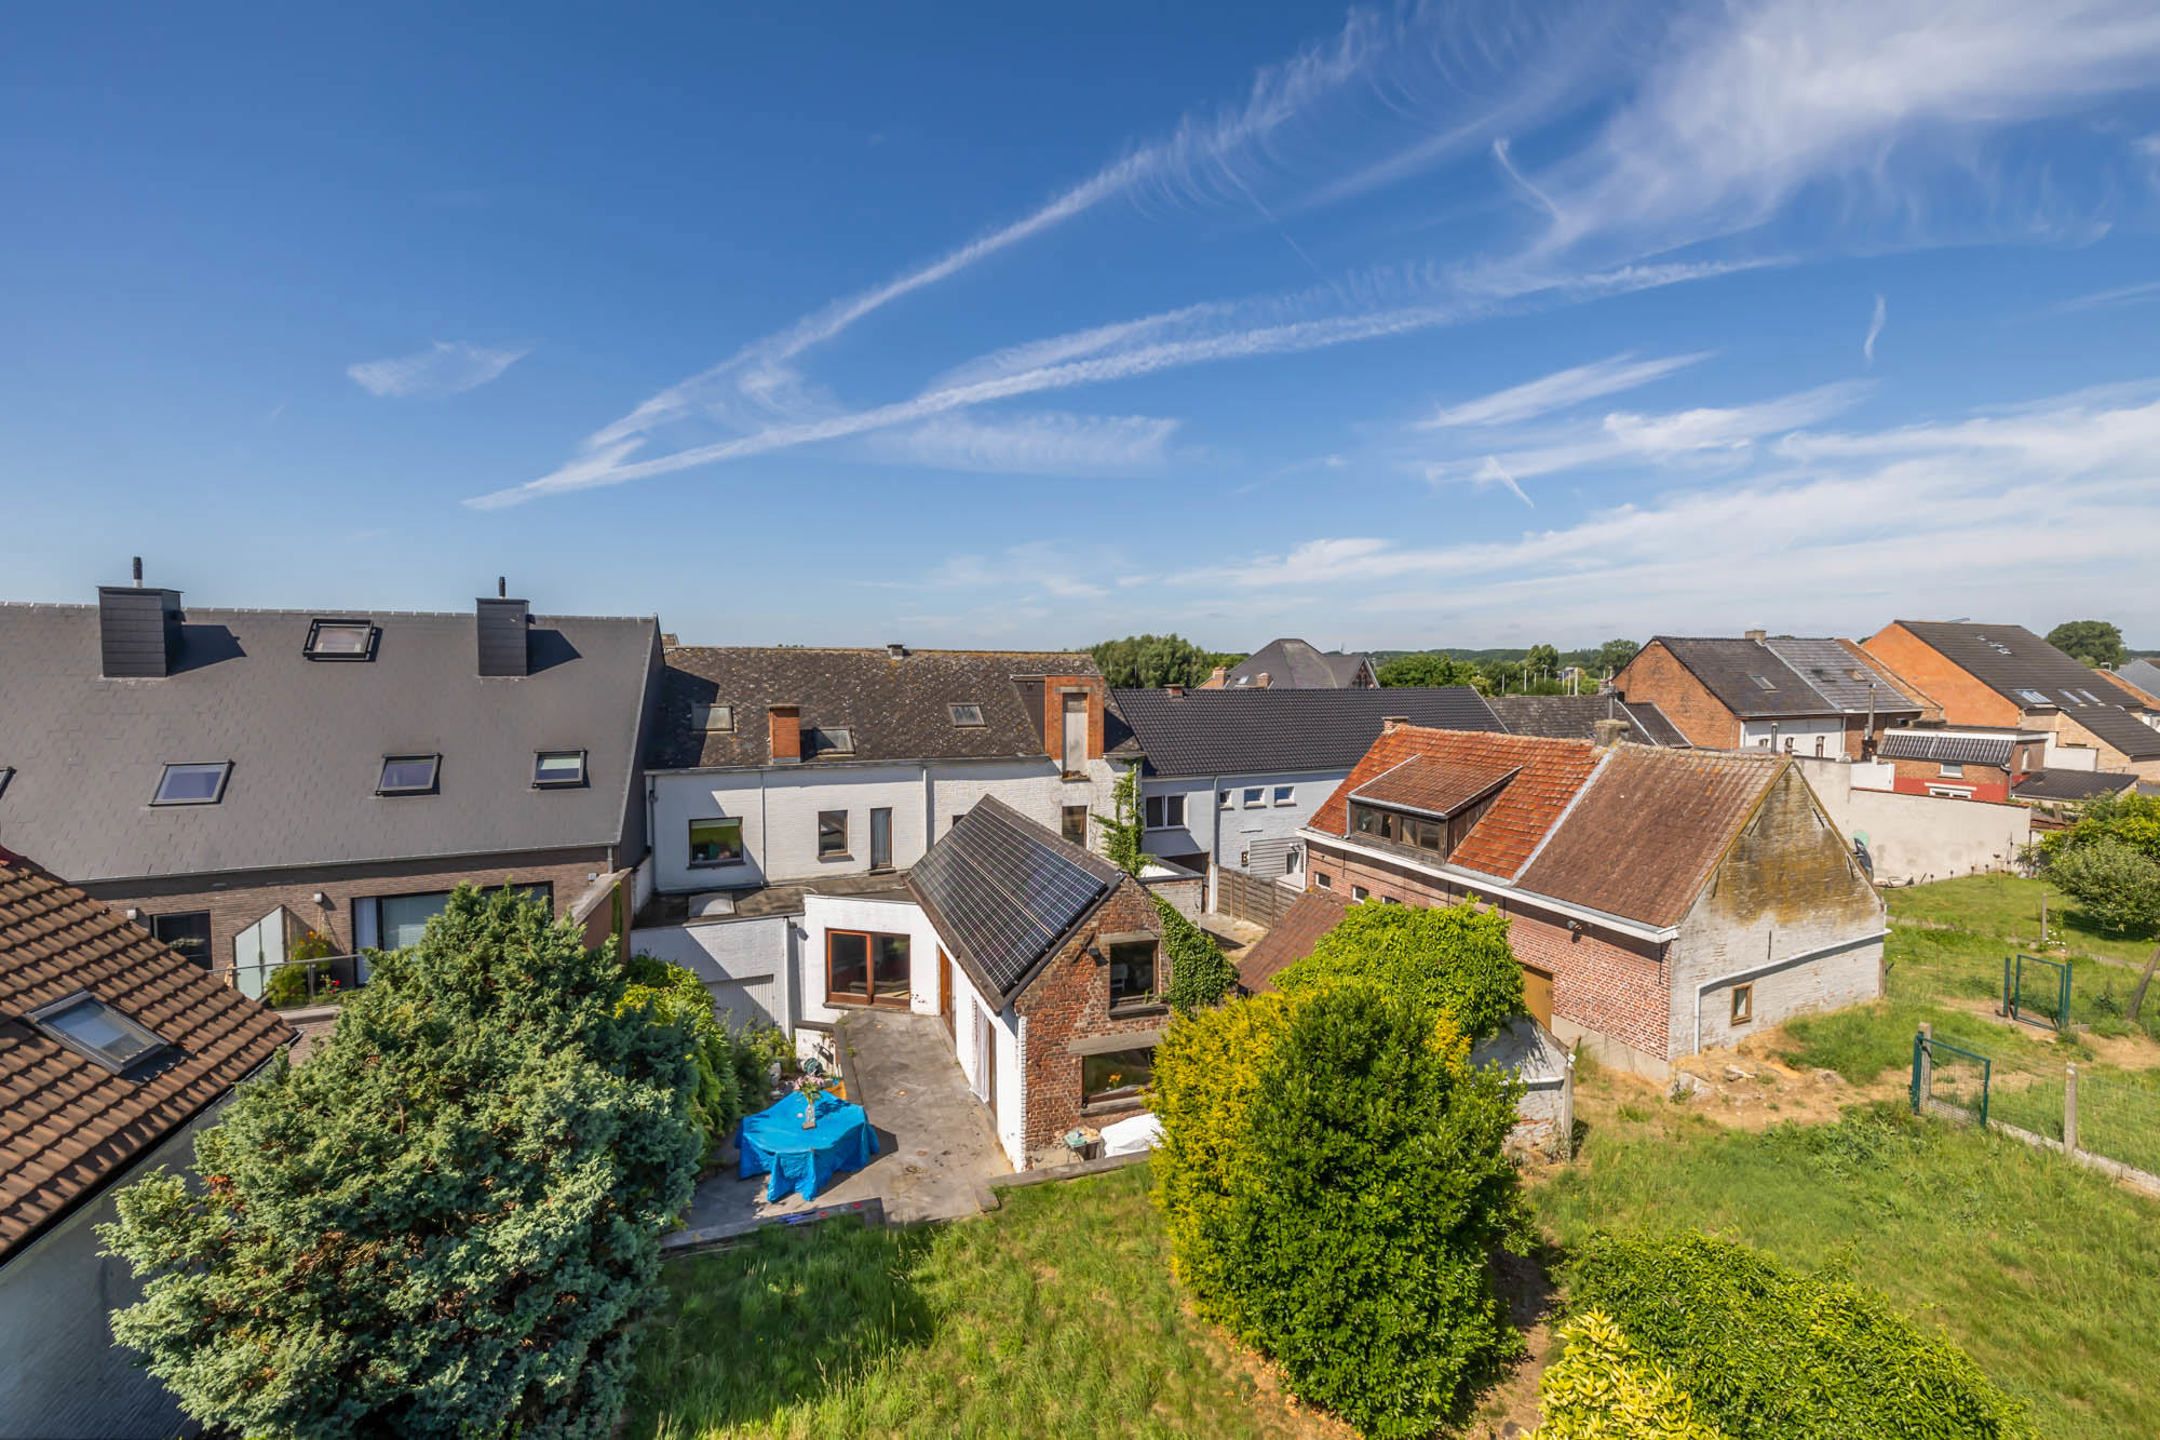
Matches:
[[1730, 983, 1754, 1026], [817, 809, 850, 860], [827, 928, 912, 1009]]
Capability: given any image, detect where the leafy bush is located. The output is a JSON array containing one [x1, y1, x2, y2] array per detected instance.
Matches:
[[1277, 897, 1524, 1040], [260, 961, 315, 1009], [732, 1019, 794, 1103], [1563, 1231, 2036, 1440], [622, 953, 748, 1165], [1534, 1310, 1729, 1440], [1153, 978, 1524, 1437], [1158, 897, 1236, 1012], [100, 884, 701, 1440]]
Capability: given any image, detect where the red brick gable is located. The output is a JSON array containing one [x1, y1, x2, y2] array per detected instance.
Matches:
[[1309, 727, 1603, 879]]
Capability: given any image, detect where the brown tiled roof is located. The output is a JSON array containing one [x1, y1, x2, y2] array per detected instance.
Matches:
[[1235, 887, 1348, 994], [1517, 747, 1782, 928], [1310, 728, 1604, 880], [1353, 754, 1520, 817], [0, 849, 290, 1258]]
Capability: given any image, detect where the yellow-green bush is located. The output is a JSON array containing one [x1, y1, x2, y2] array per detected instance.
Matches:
[[1534, 1310, 1729, 1440], [1276, 896, 1524, 1040]]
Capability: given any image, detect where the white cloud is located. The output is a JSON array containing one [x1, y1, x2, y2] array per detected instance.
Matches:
[[1418, 351, 1711, 429], [2050, 278, 2160, 313], [346, 341, 530, 398], [867, 412, 1179, 476], [1863, 294, 1887, 365]]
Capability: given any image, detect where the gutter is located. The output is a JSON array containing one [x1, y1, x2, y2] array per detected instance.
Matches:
[[1690, 930, 1887, 1055]]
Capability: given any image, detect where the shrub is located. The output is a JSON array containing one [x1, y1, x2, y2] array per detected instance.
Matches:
[[99, 884, 701, 1440], [1534, 1310, 1729, 1440], [1153, 979, 1524, 1437], [1158, 897, 1237, 1012], [733, 1019, 794, 1102], [1277, 897, 1524, 1040], [622, 953, 747, 1165], [1563, 1231, 2036, 1440]]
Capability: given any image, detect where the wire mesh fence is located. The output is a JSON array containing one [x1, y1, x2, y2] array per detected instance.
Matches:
[[1917, 1026, 2160, 1193]]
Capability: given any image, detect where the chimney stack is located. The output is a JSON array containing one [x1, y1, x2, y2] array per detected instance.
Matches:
[[476, 594, 531, 677], [1381, 715, 1410, 734], [1166, 683, 1184, 699], [1207, 665, 1227, 687], [1744, 628, 1767, 643], [1256, 671, 1272, 688], [98, 562, 183, 679], [768, 704, 803, 764], [1593, 717, 1630, 748], [886, 642, 907, 660]]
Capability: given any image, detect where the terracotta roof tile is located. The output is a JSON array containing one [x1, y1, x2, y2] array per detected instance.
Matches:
[[0, 849, 291, 1258], [1353, 754, 1520, 817], [1235, 887, 1349, 994]]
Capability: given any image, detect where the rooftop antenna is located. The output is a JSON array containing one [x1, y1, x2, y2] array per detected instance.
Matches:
[[497, 576, 507, 598]]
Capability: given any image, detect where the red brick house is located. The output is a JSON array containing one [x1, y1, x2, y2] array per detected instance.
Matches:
[[1873, 727, 2049, 803], [1296, 724, 1885, 1078], [1615, 633, 1927, 758], [907, 797, 1168, 1169]]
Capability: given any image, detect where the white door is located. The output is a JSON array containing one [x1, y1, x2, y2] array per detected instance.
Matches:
[[232, 908, 287, 1001], [1062, 692, 1087, 774]]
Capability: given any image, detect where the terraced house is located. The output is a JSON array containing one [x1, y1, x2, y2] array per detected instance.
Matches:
[[1294, 723, 1886, 1078], [1615, 632, 1928, 758]]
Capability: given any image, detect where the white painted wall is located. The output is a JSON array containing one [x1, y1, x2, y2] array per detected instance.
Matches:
[[1140, 768, 1344, 877], [631, 915, 795, 1032], [797, 893, 945, 1025], [1738, 717, 1847, 756], [1794, 755, 2033, 886], [942, 948, 1027, 1168], [2042, 736, 2100, 771]]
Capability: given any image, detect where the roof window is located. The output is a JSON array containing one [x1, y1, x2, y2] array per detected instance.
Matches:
[[2015, 689, 2051, 707], [693, 702, 734, 733], [29, 991, 168, 1073], [949, 703, 986, 727], [533, 750, 587, 788], [303, 619, 378, 661], [1750, 675, 1778, 690], [377, 754, 440, 796], [808, 726, 856, 757], [152, 761, 231, 806], [0, 766, 11, 799]]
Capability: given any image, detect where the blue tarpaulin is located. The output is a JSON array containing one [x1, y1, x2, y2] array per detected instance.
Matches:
[[737, 1090, 878, 1203]]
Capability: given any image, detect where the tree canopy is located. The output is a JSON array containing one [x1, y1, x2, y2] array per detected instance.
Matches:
[[1088, 634, 1240, 689], [101, 885, 701, 1440], [1596, 638, 1641, 677], [2040, 792, 2160, 1020], [1376, 652, 1484, 688], [1277, 897, 1526, 1041], [2046, 619, 2126, 668]]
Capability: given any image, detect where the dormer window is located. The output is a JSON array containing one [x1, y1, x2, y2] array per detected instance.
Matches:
[[693, 702, 734, 733], [303, 619, 378, 661], [377, 754, 440, 796], [29, 991, 167, 1074], [152, 761, 231, 806], [949, 703, 985, 727], [533, 750, 587, 788], [808, 726, 855, 757]]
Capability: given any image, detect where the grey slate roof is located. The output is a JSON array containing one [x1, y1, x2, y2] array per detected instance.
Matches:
[[1220, 638, 1373, 690], [907, 796, 1124, 1008], [2014, 769, 2139, 802], [2112, 659, 2160, 702], [0, 603, 657, 883], [1487, 693, 1681, 745], [1878, 731, 2016, 767], [1627, 701, 1691, 748], [650, 647, 1107, 769], [1892, 622, 2122, 713], [1655, 636, 1923, 719], [2068, 703, 2160, 760], [1112, 686, 1501, 778]]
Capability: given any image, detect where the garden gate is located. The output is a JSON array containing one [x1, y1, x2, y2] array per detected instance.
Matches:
[[2003, 953, 2072, 1032], [1910, 1026, 1991, 1128]]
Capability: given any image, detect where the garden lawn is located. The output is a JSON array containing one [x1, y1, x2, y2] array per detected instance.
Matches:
[[1535, 1092, 2160, 1440], [624, 1166, 1334, 1440]]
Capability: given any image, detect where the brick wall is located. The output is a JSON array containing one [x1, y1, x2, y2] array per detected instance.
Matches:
[[1615, 642, 1743, 748], [1039, 675, 1107, 764], [1012, 876, 1164, 1159], [1885, 757, 2013, 802], [1861, 625, 2023, 728]]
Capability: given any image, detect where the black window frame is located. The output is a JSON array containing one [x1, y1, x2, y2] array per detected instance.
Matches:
[[688, 817, 745, 868], [532, 749, 588, 789], [376, 754, 440, 797], [151, 761, 232, 807], [149, 910, 213, 969], [302, 618, 379, 661], [817, 809, 850, 859], [27, 990, 169, 1074]]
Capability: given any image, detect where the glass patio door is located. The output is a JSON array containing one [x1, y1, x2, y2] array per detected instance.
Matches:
[[827, 929, 912, 1008], [232, 908, 287, 1001]]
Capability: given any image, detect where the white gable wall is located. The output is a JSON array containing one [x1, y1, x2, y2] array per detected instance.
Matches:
[[797, 893, 944, 1026]]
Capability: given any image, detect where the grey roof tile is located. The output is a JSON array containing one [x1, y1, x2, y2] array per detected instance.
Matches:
[[1220, 639, 1372, 689], [1113, 686, 1500, 778]]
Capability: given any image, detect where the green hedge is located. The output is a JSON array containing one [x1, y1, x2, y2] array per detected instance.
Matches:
[[1564, 1232, 2035, 1440], [622, 953, 751, 1165], [1534, 1310, 1728, 1440], [1157, 897, 1236, 1012], [1276, 897, 1523, 1040]]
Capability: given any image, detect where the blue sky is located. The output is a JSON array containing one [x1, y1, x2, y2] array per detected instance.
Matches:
[[5, 3, 2160, 651]]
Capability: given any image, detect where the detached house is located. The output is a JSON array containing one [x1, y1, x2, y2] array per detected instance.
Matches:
[[1200, 637, 1377, 690], [1298, 724, 1885, 1077], [0, 571, 661, 998], [1615, 633, 1926, 758], [1863, 622, 2160, 781]]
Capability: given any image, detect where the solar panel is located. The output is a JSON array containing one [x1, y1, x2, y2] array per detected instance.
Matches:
[[910, 798, 1114, 1002]]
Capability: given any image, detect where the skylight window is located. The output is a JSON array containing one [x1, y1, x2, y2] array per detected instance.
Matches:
[[533, 750, 587, 788], [152, 762, 231, 806], [949, 703, 985, 727], [29, 991, 167, 1073], [303, 619, 378, 661], [2015, 689, 2051, 707], [377, 754, 440, 795], [1750, 675, 1778, 690], [808, 726, 855, 757], [692, 702, 734, 733]]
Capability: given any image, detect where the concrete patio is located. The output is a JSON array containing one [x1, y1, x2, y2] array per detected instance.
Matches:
[[671, 1008, 1010, 1245]]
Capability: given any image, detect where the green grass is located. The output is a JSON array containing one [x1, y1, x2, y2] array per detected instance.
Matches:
[[625, 1167, 1316, 1440], [1535, 1100, 2160, 1440], [1991, 1066, 2160, 1179]]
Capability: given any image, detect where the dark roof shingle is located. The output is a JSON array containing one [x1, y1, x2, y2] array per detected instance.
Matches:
[[1655, 636, 1922, 719], [1892, 621, 2125, 713], [1113, 686, 1500, 778], [1488, 693, 1682, 744], [1220, 638, 1371, 689], [2013, 769, 2140, 802]]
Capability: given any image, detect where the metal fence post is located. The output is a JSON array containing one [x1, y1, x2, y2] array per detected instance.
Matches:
[[2064, 1064, 2079, 1155], [2002, 955, 2012, 1019], [1915, 1022, 1933, 1115]]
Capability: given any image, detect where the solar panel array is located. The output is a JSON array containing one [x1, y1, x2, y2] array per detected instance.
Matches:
[[909, 797, 1118, 1004], [1878, 732, 2016, 767]]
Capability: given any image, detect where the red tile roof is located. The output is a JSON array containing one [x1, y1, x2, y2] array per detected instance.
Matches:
[[0, 849, 291, 1257], [1352, 754, 1520, 817], [1235, 887, 1348, 994]]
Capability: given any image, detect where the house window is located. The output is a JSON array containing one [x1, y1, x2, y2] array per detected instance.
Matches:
[[949, 703, 985, 726], [358, 883, 549, 954], [827, 930, 911, 1007], [689, 817, 745, 867], [1219, 790, 1234, 808], [1273, 785, 1295, 807], [149, 911, 212, 968], [1731, 984, 1754, 1026], [303, 619, 377, 660], [1382, 896, 1403, 905], [1750, 675, 1777, 690], [28, 992, 167, 1073], [1082, 1047, 1155, 1111], [1940, 762, 1964, 777], [1144, 793, 1186, 830], [1062, 805, 1089, 845], [692, 702, 734, 733], [818, 810, 850, 858], [376, 754, 439, 796], [1315, 872, 1332, 890], [1108, 938, 1159, 1012], [152, 761, 231, 806], [1783, 736, 1796, 753], [1353, 885, 1371, 901], [2016, 689, 2050, 706], [1242, 786, 1265, 808], [533, 750, 587, 788], [1813, 736, 1826, 757]]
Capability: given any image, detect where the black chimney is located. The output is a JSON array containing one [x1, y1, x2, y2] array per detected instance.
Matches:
[[476, 595, 531, 677], [98, 561, 183, 679]]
